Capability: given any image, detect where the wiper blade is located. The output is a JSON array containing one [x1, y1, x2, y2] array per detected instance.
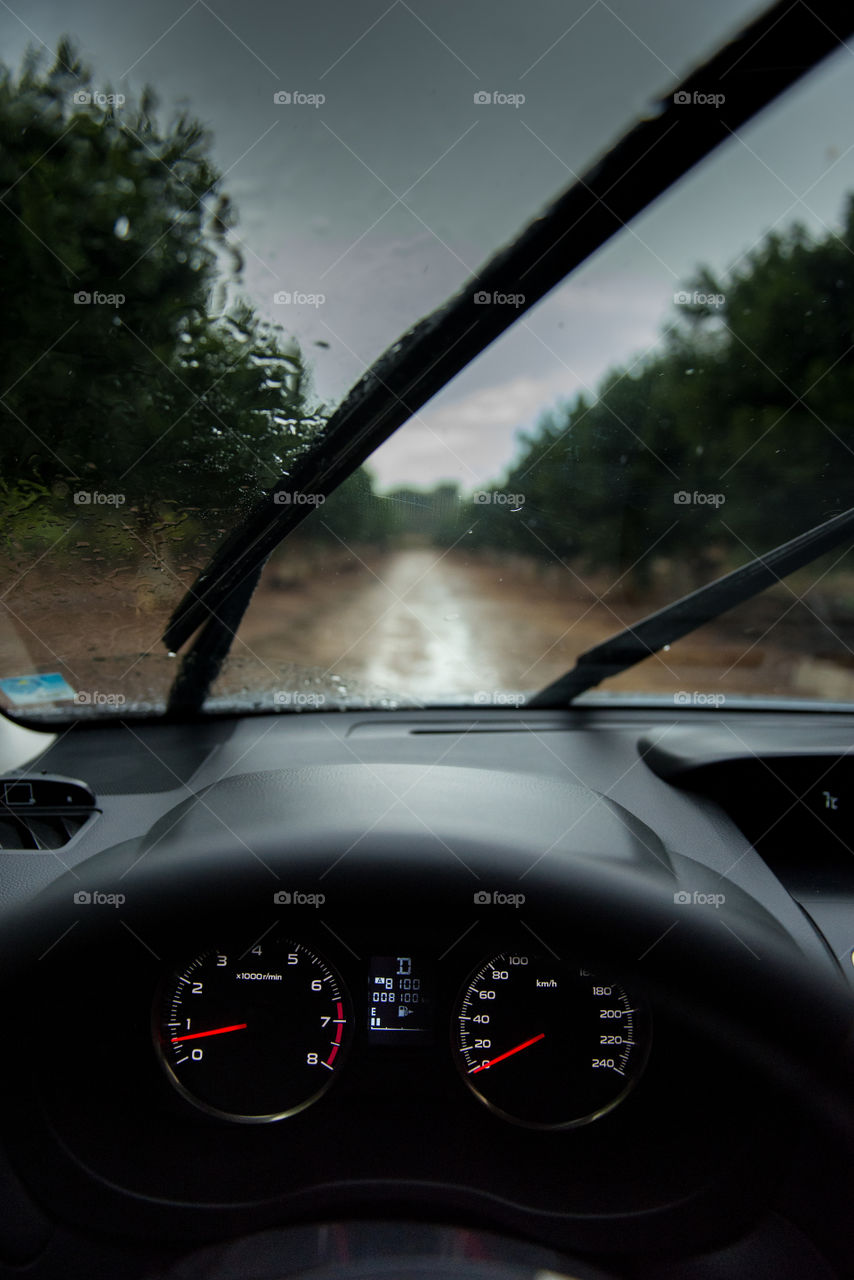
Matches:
[[162, 0, 851, 675], [527, 507, 854, 708]]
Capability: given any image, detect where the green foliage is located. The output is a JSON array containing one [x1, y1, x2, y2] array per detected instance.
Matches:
[[0, 40, 324, 556], [435, 198, 854, 584]]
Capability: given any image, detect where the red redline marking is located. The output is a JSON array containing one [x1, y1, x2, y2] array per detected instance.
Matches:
[[325, 1002, 345, 1067], [469, 1033, 545, 1074], [171, 1022, 247, 1043]]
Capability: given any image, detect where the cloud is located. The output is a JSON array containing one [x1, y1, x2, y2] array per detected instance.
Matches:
[[370, 269, 671, 489]]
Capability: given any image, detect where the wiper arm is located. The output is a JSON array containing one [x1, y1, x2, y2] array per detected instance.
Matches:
[[161, 0, 851, 683], [527, 507, 854, 708]]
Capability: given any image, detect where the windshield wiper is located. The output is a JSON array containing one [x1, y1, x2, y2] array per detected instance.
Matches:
[[527, 507, 854, 708], [161, 0, 853, 714]]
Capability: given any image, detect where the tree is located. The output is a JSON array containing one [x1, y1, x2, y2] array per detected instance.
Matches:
[[0, 39, 324, 564], [456, 196, 854, 588]]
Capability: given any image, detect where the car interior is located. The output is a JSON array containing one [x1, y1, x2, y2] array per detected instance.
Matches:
[[1, 1, 854, 1278]]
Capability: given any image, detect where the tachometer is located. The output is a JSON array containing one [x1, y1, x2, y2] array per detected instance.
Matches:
[[452, 951, 650, 1128], [153, 937, 350, 1122]]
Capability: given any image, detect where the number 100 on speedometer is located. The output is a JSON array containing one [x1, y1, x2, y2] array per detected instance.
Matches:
[[452, 952, 650, 1129]]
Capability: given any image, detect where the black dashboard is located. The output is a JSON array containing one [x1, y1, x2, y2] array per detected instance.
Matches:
[[0, 706, 853, 1280]]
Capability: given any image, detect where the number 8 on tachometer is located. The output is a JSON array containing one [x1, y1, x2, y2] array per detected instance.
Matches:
[[153, 938, 351, 1122]]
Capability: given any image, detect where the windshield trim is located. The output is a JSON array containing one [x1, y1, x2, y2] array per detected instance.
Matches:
[[9, 692, 854, 735]]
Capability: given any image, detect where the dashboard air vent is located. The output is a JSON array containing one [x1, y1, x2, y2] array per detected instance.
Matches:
[[0, 776, 97, 850]]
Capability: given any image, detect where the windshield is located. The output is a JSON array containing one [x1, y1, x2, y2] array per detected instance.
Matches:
[[2, 0, 854, 719]]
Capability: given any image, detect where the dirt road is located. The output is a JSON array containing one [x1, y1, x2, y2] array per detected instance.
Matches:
[[230, 547, 854, 703], [4, 546, 854, 710]]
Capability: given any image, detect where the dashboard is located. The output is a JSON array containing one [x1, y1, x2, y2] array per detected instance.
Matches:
[[0, 706, 852, 1280]]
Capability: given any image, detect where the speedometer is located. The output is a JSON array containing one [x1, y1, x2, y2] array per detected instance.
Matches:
[[153, 937, 350, 1122], [452, 951, 650, 1129]]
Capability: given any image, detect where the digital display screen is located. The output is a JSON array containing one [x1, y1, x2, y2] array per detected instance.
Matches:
[[368, 955, 434, 1044]]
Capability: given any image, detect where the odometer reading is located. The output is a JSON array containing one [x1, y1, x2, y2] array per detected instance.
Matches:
[[368, 955, 434, 1044], [154, 938, 350, 1122], [453, 952, 649, 1128]]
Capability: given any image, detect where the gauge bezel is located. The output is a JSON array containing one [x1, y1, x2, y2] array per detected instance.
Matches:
[[450, 949, 652, 1130], [152, 939, 352, 1124]]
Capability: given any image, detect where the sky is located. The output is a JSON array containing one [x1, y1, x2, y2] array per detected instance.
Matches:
[[3, 0, 853, 488], [373, 42, 854, 490]]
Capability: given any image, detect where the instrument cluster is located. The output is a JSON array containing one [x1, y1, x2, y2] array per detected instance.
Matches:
[[153, 933, 652, 1129]]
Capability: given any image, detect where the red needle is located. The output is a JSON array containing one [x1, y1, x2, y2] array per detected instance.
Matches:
[[469, 1032, 545, 1073], [171, 1022, 247, 1043]]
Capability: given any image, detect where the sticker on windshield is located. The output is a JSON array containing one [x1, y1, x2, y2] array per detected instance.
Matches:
[[0, 674, 77, 706]]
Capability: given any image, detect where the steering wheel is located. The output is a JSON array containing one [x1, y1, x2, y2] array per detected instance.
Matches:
[[1, 763, 852, 1279], [147, 1219, 619, 1280]]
